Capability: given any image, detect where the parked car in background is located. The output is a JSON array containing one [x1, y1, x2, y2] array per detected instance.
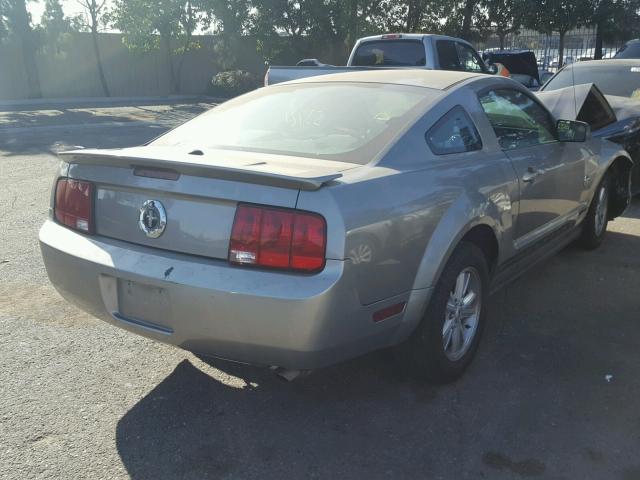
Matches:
[[40, 70, 632, 384], [482, 50, 546, 89], [615, 39, 640, 59], [540, 59, 640, 193], [265, 33, 492, 85]]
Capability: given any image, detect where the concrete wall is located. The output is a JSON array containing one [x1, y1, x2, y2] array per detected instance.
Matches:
[[0, 33, 348, 100]]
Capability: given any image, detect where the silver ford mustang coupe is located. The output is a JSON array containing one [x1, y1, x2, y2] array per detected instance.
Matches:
[[40, 70, 632, 383]]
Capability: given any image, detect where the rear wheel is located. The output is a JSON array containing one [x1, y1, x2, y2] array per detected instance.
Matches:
[[400, 242, 489, 384], [580, 173, 610, 250]]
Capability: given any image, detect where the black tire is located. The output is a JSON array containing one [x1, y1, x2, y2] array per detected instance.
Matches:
[[580, 173, 610, 250], [399, 241, 489, 384]]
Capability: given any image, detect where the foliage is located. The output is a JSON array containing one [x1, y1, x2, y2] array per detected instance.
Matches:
[[0, 0, 8, 41], [525, 0, 592, 36], [590, 0, 640, 41], [1, 0, 41, 97], [524, 0, 593, 66], [77, 0, 111, 96], [210, 69, 259, 96], [38, 0, 75, 50], [109, 0, 204, 91], [480, 0, 525, 47], [76, 0, 109, 33]]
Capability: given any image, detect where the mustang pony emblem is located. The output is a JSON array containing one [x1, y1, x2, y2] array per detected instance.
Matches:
[[139, 200, 167, 238]]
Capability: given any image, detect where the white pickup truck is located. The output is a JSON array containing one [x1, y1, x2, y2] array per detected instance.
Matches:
[[265, 33, 494, 86]]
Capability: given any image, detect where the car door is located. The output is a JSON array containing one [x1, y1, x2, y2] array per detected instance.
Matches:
[[478, 88, 586, 245]]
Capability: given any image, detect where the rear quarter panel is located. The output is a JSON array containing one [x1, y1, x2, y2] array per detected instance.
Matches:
[[297, 86, 519, 306]]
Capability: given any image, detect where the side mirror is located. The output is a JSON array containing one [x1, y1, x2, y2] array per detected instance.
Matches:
[[557, 119, 590, 142], [487, 63, 498, 75]]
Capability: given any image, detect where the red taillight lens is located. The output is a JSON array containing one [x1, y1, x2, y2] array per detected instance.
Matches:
[[54, 178, 94, 234], [291, 213, 325, 271], [229, 204, 326, 273]]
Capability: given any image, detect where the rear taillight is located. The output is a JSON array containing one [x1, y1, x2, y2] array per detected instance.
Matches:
[[54, 178, 94, 234], [229, 204, 326, 273]]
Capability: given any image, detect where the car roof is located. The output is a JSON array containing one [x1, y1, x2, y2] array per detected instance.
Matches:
[[285, 69, 484, 91], [567, 59, 640, 68]]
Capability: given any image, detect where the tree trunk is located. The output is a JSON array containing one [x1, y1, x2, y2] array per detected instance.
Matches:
[[499, 32, 506, 50], [91, 26, 110, 97], [594, 20, 603, 60], [160, 33, 177, 94], [345, 0, 358, 52], [460, 0, 475, 40], [14, 0, 41, 98], [406, 0, 423, 32], [558, 31, 565, 68]]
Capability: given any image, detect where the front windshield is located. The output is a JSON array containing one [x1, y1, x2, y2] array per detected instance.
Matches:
[[152, 83, 433, 164], [544, 64, 640, 99]]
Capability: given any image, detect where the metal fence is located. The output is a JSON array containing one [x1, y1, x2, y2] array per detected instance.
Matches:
[[477, 26, 629, 71]]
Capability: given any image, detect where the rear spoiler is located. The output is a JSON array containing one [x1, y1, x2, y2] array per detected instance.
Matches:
[[59, 150, 343, 191]]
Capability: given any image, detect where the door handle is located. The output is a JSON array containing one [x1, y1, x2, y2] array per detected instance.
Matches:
[[522, 166, 544, 183]]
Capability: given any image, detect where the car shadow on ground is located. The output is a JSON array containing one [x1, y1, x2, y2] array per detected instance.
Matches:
[[115, 229, 640, 480]]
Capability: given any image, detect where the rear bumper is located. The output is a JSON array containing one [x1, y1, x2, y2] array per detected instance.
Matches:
[[39, 220, 430, 369]]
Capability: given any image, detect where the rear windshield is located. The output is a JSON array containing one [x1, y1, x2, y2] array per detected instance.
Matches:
[[543, 64, 640, 98], [351, 40, 426, 67], [152, 83, 433, 164], [615, 42, 640, 59]]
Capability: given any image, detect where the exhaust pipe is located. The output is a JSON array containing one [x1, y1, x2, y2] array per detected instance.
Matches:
[[270, 366, 308, 382]]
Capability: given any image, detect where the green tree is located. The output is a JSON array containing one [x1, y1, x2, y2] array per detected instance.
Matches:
[[201, 0, 251, 69], [481, 0, 524, 49], [460, 0, 477, 40], [250, 0, 388, 63], [77, 0, 110, 96], [525, 0, 592, 67], [2, 0, 41, 97], [110, 0, 202, 93], [590, 0, 640, 58], [0, 2, 8, 42], [39, 0, 73, 51]]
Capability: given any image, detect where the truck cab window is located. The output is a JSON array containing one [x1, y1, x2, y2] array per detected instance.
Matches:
[[352, 40, 426, 67], [456, 43, 486, 73], [436, 40, 461, 70]]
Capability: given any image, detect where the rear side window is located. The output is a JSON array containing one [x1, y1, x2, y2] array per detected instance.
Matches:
[[352, 40, 426, 66], [426, 106, 482, 155], [436, 40, 461, 70]]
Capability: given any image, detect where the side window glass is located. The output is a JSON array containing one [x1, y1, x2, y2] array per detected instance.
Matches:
[[456, 43, 484, 72], [478, 89, 557, 150], [426, 106, 483, 155], [436, 40, 461, 71]]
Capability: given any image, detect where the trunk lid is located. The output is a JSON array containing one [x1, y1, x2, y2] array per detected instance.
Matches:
[[61, 146, 357, 260]]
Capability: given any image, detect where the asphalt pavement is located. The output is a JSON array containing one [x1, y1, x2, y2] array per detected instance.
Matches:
[[1, 99, 640, 480]]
